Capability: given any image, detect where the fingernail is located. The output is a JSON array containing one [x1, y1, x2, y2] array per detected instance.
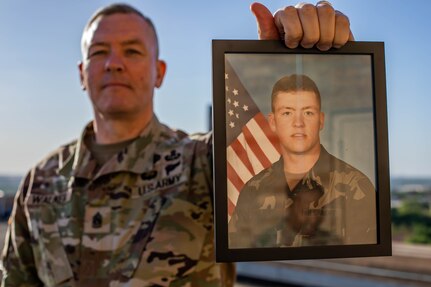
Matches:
[[317, 44, 331, 51]]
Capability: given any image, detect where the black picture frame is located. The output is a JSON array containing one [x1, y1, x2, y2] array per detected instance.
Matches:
[[212, 40, 391, 262]]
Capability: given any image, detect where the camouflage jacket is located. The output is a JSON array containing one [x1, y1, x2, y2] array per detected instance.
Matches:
[[229, 146, 376, 248], [1, 118, 234, 287]]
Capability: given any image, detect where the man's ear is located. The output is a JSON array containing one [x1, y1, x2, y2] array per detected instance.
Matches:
[[268, 113, 276, 133], [320, 112, 325, 130], [155, 60, 167, 88], [78, 61, 86, 91]]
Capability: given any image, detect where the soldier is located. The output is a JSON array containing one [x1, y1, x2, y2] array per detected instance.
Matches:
[[229, 74, 376, 248], [1, 2, 353, 286]]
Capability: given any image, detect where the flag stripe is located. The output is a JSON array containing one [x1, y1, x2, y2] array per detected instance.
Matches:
[[237, 133, 265, 175], [229, 139, 254, 174], [227, 162, 245, 192], [227, 179, 240, 206], [254, 113, 281, 154], [242, 125, 272, 169], [227, 146, 253, 185], [247, 118, 280, 164], [228, 198, 236, 219]]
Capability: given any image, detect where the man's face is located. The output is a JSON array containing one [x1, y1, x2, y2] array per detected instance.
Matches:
[[79, 13, 166, 120], [269, 90, 324, 156]]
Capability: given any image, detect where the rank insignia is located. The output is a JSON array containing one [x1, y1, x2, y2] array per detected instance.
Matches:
[[84, 206, 111, 234], [92, 212, 103, 229]]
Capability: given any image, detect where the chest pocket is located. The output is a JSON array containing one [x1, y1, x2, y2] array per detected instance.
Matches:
[[28, 203, 74, 287], [116, 193, 168, 280], [132, 195, 210, 286], [77, 186, 170, 282]]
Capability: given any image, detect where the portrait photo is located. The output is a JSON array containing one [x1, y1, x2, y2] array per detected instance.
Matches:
[[212, 41, 391, 261]]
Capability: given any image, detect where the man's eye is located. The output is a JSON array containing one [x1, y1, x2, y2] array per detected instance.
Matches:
[[282, 111, 292, 116], [125, 49, 142, 56], [305, 111, 314, 116], [89, 50, 107, 57]]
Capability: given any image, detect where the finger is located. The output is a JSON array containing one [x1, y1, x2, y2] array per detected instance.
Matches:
[[274, 6, 303, 48], [250, 2, 279, 40], [316, 2, 335, 51], [333, 10, 351, 48], [296, 3, 320, 48]]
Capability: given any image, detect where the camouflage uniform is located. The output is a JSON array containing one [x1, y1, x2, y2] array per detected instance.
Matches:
[[1, 117, 234, 287], [229, 146, 376, 248]]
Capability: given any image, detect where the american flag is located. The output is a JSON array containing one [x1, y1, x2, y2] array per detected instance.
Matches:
[[225, 59, 281, 219]]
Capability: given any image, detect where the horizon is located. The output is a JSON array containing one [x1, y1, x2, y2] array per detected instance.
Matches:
[[2, 173, 431, 182]]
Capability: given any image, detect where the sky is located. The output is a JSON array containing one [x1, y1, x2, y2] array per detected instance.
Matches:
[[0, 0, 430, 178]]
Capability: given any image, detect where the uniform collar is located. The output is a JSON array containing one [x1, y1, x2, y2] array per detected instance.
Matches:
[[307, 145, 332, 188], [275, 145, 332, 189], [59, 116, 170, 180]]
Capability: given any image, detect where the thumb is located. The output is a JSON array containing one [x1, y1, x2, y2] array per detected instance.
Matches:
[[250, 2, 280, 40]]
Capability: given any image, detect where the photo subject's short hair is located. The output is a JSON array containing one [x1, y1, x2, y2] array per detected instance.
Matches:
[[82, 3, 160, 57], [271, 74, 321, 111]]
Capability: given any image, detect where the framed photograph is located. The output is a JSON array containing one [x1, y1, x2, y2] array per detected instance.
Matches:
[[212, 40, 391, 262]]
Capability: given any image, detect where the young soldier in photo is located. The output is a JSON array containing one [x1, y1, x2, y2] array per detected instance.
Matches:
[[229, 74, 376, 248], [1, 2, 353, 286]]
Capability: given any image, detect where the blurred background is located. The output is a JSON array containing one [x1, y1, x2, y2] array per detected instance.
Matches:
[[1, 1, 431, 286]]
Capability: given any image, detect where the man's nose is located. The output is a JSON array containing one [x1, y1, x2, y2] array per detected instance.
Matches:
[[105, 52, 124, 72], [293, 113, 305, 127]]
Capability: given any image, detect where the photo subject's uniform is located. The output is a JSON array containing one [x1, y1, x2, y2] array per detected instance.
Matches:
[[229, 146, 377, 248], [1, 117, 234, 287]]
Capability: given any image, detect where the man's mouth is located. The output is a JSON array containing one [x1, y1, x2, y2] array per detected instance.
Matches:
[[291, 133, 306, 138], [102, 83, 131, 89]]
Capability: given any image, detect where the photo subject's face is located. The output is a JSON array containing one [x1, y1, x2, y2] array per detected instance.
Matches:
[[269, 90, 324, 156], [79, 13, 164, 119]]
